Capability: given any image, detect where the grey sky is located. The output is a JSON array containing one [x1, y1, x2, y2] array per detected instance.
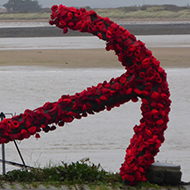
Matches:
[[0, 0, 190, 8]]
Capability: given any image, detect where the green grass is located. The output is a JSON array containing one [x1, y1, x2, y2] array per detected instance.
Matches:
[[0, 12, 50, 20], [95, 8, 190, 19], [0, 158, 121, 185], [0, 5, 190, 20], [0, 158, 165, 189]]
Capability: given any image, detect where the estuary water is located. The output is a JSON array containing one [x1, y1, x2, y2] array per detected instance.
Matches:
[[0, 35, 190, 50], [0, 66, 190, 182], [0, 35, 190, 182]]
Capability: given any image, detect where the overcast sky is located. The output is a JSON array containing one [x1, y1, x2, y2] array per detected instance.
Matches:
[[1, 0, 190, 8]]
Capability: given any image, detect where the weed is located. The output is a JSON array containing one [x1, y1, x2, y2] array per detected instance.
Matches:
[[0, 158, 111, 185], [0, 159, 177, 190], [9, 183, 16, 189], [31, 182, 40, 189], [20, 182, 28, 189], [136, 181, 160, 189]]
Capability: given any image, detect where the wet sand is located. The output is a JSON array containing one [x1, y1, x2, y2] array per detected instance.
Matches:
[[0, 47, 190, 68]]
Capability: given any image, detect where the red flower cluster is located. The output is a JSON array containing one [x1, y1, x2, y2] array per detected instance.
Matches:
[[0, 5, 171, 185]]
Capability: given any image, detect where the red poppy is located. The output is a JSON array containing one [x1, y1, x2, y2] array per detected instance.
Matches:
[[88, 10, 97, 16], [100, 95, 107, 101], [0, 137, 8, 144], [111, 82, 122, 90], [152, 57, 160, 67], [151, 91, 159, 99], [12, 121, 20, 129], [142, 58, 150, 68], [88, 25, 95, 33], [135, 171, 142, 181], [97, 21, 105, 31], [63, 27, 68, 34], [50, 125, 56, 131], [21, 129, 30, 139], [126, 88, 132, 95], [74, 10, 82, 17], [63, 117, 74, 123], [10, 134, 19, 140], [28, 126, 37, 135], [68, 22, 74, 27], [58, 121, 65, 127], [157, 77, 162, 83], [161, 93, 168, 99], [106, 30, 112, 39], [102, 88, 114, 95], [82, 112, 87, 117], [49, 105, 58, 115], [122, 174, 135, 183], [156, 119, 164, 125], [35, 133, 40, 138], [51, 12, 57, 20], [119, 76, 127, 84], [63, 98, 72, 105], [49, 20, 55, 25], [134, 88, 142, 95], [82, 103, 91, 111], [97, 33, 103, 39], [150, 109, 159, 115], [131, 97, 138, 102], [67, 12, 73, 20], [139, 72, 145, 78], [73, 113, 81, 119], [145, 128, 152, 136], [80, 22, 88, 31], [157, 103, 164, 109], [40, 124, 46, 129], [68, 6, 77, 12], [51, 5, 58, 12]]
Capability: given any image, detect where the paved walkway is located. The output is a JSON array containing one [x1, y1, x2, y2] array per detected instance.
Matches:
[[0, 183, 190, 190]]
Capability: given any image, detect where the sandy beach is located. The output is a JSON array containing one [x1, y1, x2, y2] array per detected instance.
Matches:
[[0, 47, 190, 68]]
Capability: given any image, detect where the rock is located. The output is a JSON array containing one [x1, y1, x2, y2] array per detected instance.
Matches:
[[146, 162, 182, 185]]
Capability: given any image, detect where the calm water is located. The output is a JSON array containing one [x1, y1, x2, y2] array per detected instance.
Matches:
[[0, 66, 190, 182], [0, 35, 190, 181], [0, 35, 190, 50]]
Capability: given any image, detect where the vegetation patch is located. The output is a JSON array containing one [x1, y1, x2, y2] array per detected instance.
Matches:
[[0, 4, 190, 20], [0, 158, 121, 185], [94, 5, 190, 19], [0, 158, 168, 189]]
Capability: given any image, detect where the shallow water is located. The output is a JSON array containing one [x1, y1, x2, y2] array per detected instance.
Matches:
[[0, 35, 190, 50], [0, 66, 190, 182]]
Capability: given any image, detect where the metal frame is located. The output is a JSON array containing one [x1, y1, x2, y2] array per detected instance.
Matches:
[[0, 112, 32, 174]]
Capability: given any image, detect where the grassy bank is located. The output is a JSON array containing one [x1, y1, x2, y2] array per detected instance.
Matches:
[[0, 12, 49, 21], [0, 5, 190, 21], [0, 158, 179, 190], [95, 5, 190, 20]]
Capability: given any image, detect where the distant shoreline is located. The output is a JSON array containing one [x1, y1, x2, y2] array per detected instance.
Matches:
[[0, 7, 190, 37], [1, 17, 190, 25], [0, 22, 190, 37]]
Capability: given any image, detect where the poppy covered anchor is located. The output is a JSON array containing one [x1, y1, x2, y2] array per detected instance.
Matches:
[[0, 5, 171, 185]]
